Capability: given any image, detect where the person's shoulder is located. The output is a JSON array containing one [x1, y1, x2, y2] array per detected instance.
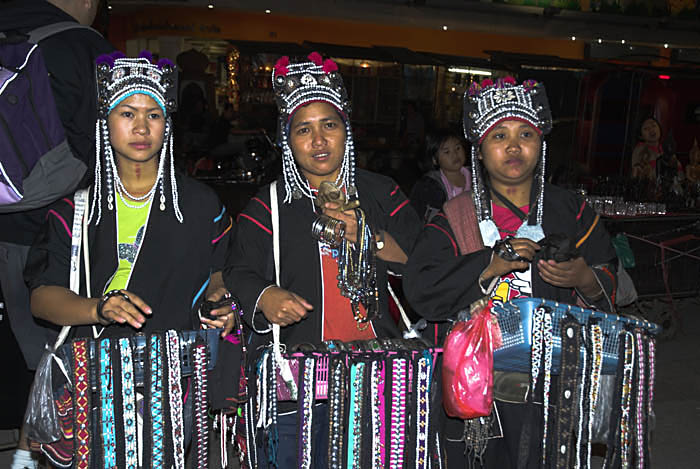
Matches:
[[543, 183, 584, 213], [356, 168, 401, 193]]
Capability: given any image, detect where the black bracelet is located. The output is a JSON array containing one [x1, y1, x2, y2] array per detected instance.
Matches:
[[97, 289, 130, 324]]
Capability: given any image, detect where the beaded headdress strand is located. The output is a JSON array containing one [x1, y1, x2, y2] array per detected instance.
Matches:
[[463, 77, 552, 245], [272, 52, 357, 203], [90, 50, 181, 224]]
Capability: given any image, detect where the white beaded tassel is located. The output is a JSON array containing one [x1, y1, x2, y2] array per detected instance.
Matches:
[[167, 121, 184, 223], [88, 119, 104, 224], [537, 140, 547, 226]]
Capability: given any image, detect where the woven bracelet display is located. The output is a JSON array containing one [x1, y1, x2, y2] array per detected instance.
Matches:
[[297, 357, 316, 469], [147, 334, 165, 468], [119, 338, 138, 469], [327, 358, 346, 468], [370, 360, 384, 469], [193, 343, 209, 469], [166, 330, 185, 469], [98, 338, 117, 468], [634, 329, 647, 469], [347, 361, 366, 468], [389, 358, 408, 469], [415, 354, 431, 469], [72, 339, 91, 469]]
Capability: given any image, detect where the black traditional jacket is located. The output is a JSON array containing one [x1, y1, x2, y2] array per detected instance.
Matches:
[[25, 174, 232, 338], [224, 169, 422, 349], [404, 183, 617, 344]]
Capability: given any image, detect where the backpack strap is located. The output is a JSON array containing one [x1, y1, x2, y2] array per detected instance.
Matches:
[[442, 191, 484, 255], [27, 21, 101, 44]]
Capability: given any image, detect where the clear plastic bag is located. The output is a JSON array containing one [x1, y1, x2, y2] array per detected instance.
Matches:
[[442, 300, 496, 419], [24, 345, 62, 443]]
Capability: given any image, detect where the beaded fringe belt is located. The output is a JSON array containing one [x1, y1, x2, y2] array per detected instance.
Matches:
[[254, 338, 443, 468]]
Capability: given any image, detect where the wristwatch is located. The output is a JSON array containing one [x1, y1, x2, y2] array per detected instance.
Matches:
[[375, 230, 385, 250]]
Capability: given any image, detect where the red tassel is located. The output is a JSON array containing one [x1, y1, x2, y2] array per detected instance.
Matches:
[[308, 51, 323, 66], [322, 58, 338, 73]]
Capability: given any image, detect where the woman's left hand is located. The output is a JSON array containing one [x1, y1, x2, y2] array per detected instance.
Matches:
[[537, 257, 599, 295], [323, 202, 358, 243], [199, 286, 235, 338]]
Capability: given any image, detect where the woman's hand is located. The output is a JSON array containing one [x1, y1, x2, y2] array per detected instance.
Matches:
[[482, 238, 540, 280], [537, 257, 601, 297], [199, 286, 236, 338], [96, 290, 152, 329], [258, 286, 313, 327], [322, 202, 358, 243]]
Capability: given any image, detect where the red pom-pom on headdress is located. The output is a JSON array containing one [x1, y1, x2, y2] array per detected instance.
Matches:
[[322, 59, 338, 74], [502, 76, 517, 86], [274, 56, 290, 76], [480, 78, 493, 88], [308, 52, 323, 66]]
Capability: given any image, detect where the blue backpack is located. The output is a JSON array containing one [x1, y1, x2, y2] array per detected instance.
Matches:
[[0, 22, 97, 212]]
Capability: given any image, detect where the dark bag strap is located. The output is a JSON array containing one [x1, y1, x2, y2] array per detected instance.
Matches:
[[442, 191, 484, 255], [27, 22, 101, 44]]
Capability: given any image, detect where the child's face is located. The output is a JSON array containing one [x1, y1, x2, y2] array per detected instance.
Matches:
[[108, 93, 165, 165], [436, 137, 466, 172], [479, 120, 541, 188], [288, 101, 346, 188], [640, 119, 661, 144]]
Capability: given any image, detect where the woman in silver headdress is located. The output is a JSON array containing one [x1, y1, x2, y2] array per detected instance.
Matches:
[[404, 77, 618, 467], [225, 52, 422, 466]]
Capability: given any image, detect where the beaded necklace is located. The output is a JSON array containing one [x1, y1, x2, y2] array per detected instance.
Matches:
[[336, 208, 380, 328]]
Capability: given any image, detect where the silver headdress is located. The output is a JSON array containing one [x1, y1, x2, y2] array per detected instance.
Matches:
[[90, 50, 182, 224], [463, 77, 552, 245], [272, 52, 356, 203]]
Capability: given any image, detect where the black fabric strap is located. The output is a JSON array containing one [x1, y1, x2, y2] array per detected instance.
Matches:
[[490, 187, 529, 221], [553, 316, 583, 468]]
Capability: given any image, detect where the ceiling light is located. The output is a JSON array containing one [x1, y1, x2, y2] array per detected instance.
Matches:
[[208, 4, 214, 9], [664, 43, 669, 49], [265, 9, 271, 14], [571, 36, 576, 41], [108, 5, 113, 10], [448, 67, 492, 76], [451, 87, 456, 92], [442, 25, 448, 31], [360, 62, 370, 69], [621, 39, 625, 44], [597, 38, 602, 44]]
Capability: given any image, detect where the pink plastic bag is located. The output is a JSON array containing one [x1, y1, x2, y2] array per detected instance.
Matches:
[[442, 300, 498, 419]]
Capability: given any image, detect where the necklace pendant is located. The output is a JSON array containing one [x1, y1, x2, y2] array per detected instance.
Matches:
[[159, 194, 166, 211], [107, 193, 113, 211]]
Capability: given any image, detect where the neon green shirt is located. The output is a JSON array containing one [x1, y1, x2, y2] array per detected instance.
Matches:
[[105, 195, 152, 293]]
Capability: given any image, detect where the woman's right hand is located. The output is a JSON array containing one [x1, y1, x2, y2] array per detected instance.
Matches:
[[482, 238, 540, 280], [95, 290, 152, 329], [258, 286, 313, 327]]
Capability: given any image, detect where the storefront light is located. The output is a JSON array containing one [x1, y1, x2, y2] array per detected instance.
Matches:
[[360, 62, 371, 68], [448, 67, 492, 76]]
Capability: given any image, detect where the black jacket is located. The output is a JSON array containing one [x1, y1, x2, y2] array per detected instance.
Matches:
[[404, 183, 617, 344], [24, 175, 233, 339], [0, 0, 113, 244], [224, 169, 422, 350]]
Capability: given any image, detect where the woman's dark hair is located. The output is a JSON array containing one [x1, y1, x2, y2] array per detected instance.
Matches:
[[425, 128, 465, 167]]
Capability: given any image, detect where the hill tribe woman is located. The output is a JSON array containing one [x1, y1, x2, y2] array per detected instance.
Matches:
[[224, 52, 421, 467], [404, 77, 618, 467], [25, 51, 235, 466]]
